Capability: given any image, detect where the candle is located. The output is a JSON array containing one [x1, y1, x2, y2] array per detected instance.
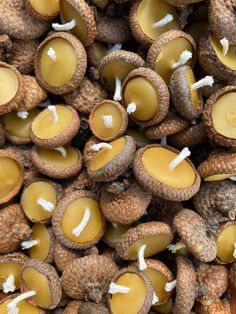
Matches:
[[0, 297, 40, 314], [27, 0, 59, 19], [152, 298, 172, 313], [104, 223, 131, 248], [216, 222, 236, 263], [0, 262, 22, 292]]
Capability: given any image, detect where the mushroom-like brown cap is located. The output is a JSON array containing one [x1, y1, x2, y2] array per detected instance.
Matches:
[[35, 32, 87, 95], [62, 255, 119, 302], [173, 209, 217, 262], [63, 300, 82, 314], [25, 0, 59, 21], [174, 256, 196, 314]]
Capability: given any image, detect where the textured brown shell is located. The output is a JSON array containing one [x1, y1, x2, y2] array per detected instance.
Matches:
[[77, 301, 110, 314], [89, 100, 128, 141], [173, 209, 217, 262], [0, 252, 29, 267], [144, 112, 189, 140], [0, 123, 5, 148], [194, 299, 231, 314], [87, 135, 136, 182], [25, 0, 59, 21], [31, 145, 83, 179], [62, 255, 119, 301], [83, 136, 100, 168], [63, 300, 82, 314], [174, 256, 196, 314], [133, 144, 200, 201], [200, 78, 226, 99], [202, 86, 236, 147], [21, 259, 62, 309], [35, 32, 87, 95], [52, 190, 106, 249], [121, 67, 169, 127], [116, 221, 173, 260]]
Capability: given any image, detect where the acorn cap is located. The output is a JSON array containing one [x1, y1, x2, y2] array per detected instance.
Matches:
[[31, 145, 83, 179], [144, 112, 189, 140], [121, 67, 169, 127], [87, 135, 136, 182], [0, 122, 6, 148], [133, 144, 200, 201], [89, 100, 128, 141], [25, 0, 59, 21], [116, 221, 173, 260], [200, 77, 225, 99], [77, 301, 110, 314], [107, 267, 153, 314], [100, 179, 151, 224], [35, 32, 87, 95], [173, 209, 217, 262], [21, 259, 62, 309], [52, 190, 106, 249], [62, 255, 119, 301], [63, 300, 83, 314], [174, 256, 196, 314], [202, 86, 236, 147], [194, 299, 231, 314], [215, 221, 236, 264]]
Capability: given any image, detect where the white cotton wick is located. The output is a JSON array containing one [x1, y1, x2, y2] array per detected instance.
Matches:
[[229, 176, 236, 181], [165, 279, 177, 292], [107, 43, 122, 54], [160, 136, 167, 145], [112, 223, 118, 228], [172, 50, 192, 70], [233, 243, 236, 259], [168, 147, 191, 170], [153, 14, 173, 28], [102, 115, 113, 128], [47, 47, 56, 62], [113, 77, 122, 101], [108, 282, 130, 294], [37, 198, 54, 212], [7, 291, 36, 314], [3, 275, 16, 294], [220, 37, 229, 56], [191, 76, 214, 90], [72, 208, 91, 237], [48, 105, 58, 124], [167, 242, 186, 253], [138, 244, 147, 271], [126, 102, 137, 114], [54, 147, 67, 157], [38, 100, 52, 108], [52, 19, 76, 31], [91, 143, 112, 151], [21, 240, 38, 250], [16, 111, 29, 119], [152, 292, 159, 305]]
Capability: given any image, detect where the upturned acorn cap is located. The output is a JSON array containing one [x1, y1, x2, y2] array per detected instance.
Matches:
[[0, 123, 6, 148], [144, 112, 189, 140], [62, 255, 119, 301], [31, 145, 83, 179], [52, 190, 106, 249], [21, 259, 62, 309], [116, 221, 173, 260], [35, 32, 87, 95], [202, 86, 236, 147], [121, 67, 169, 127], [25, 0, 59, 21], [174, 256, 196, 314], [173, 209, 217, 262]]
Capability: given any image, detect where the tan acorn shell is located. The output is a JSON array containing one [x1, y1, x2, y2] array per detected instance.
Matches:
[[62, 255, 119, 302], [194, 299, 231, 314], [31, 145, 83, 179], [52, 190, 106, 249], [173, 209, 217, 262], [144, 112, 189, 140], [76, 301, 110, 314], [0, 123, 6, 148], [63, 300, 83, 314], [202, 86, 236, 147], [60, 0, 97, 47], [121, 67, 169, 127], [116, 221, 173, 260], [35, 32, 87, 95], [100, 179, 151, 224], [25, 0, 59, 21], [89, 100, 128, 141], [21, 259, 62, 309], [87, 135, 136, 182]]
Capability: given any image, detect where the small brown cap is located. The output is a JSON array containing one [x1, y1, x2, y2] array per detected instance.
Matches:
[[25, 0, 59, 21]]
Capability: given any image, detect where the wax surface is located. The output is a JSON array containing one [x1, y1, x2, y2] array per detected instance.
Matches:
[[110, 273, 146, 314], [0, 262, 22, 290], [0, 299, 40, 314], [29, 0, 59, 16], [205, 173, 236, 181], [152, 298, 172, 313], [61, 197, 103, 243], [212, 92, 236, 138], [28, 224, 51, 261], [216, 224, 236, 263], [0, 157, 21, 199], [124, 77, 159, 121], [21, 267, 51, 308], [186, 68, 200, 110], [90, 42, 107, 65], [104, 224, 130, 245], [0, 68, 18, 105], [37, 146, 78, 167], [40, 38, 77, 86], [90, 137, 126, 171]]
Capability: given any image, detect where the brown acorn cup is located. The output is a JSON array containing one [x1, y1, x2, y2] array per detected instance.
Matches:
[[52, 190, 106, 249], [25, 0, 59, 21], [63, 300, 83, 314], [35, 32, 87, 95], [121, 67, 169, 127]]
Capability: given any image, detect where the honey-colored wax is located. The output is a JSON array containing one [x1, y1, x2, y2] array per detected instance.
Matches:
[[205, 173, 236, 181], [152, 298, 172, 313], [186, 68, 200, 110], [28, 224, 51, 261], [37, 146, 78, 167], [142, 147, 196, 188], [61, 197, 103, 243], [0, 157, 21, 199], [40, 38, 77, 87], [0, 68, 18, 105], [29, 0, 59, 16], [0, 262, 22, 290], [104, 223, 130, 245], [110, 273, 147, 314], [0, 299, 40, 314], [216, 224, 236, 263], [89, 41, 107, 65], [211, 92, 236, 138]]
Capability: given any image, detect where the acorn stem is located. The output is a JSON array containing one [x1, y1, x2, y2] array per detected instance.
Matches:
[[72, 208, 91, 237], [7, 291, 36, 314], [108, 282, 130, 294], [21, 240, 39, 250], [220, 37, 229, 56], [167, 242, 186, 253], [113, 77, 122, 101], [165, 279, 177, 292], [91, 143, 112, 151], [102, 114, 113, 128], [168, 147, 191, 170], [152, 292, 159, 305], [153, 14, 173, 28], [37, 197, 55, 212], [16, 111, 29, 119], [48, 105, 58, 124], [191, 76, 214, 90], [47, 47, 57, 62], [54, 147, 67, 157], [126, 102, 137, 114], [3, 275, 16, 294], [160, 136, 167, 145], [138, 244, 147, 271], [172, 50, 192, 69], [52, 19, 76, 31], [107, 43, 122, 54]]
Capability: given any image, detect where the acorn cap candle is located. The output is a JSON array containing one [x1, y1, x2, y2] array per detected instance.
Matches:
[[104, 223, 132, 249], [25, 0, 59, 21], [215, 221, 236, 264], [121, 67, 169, 127], [35, 32, 87, 95]]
